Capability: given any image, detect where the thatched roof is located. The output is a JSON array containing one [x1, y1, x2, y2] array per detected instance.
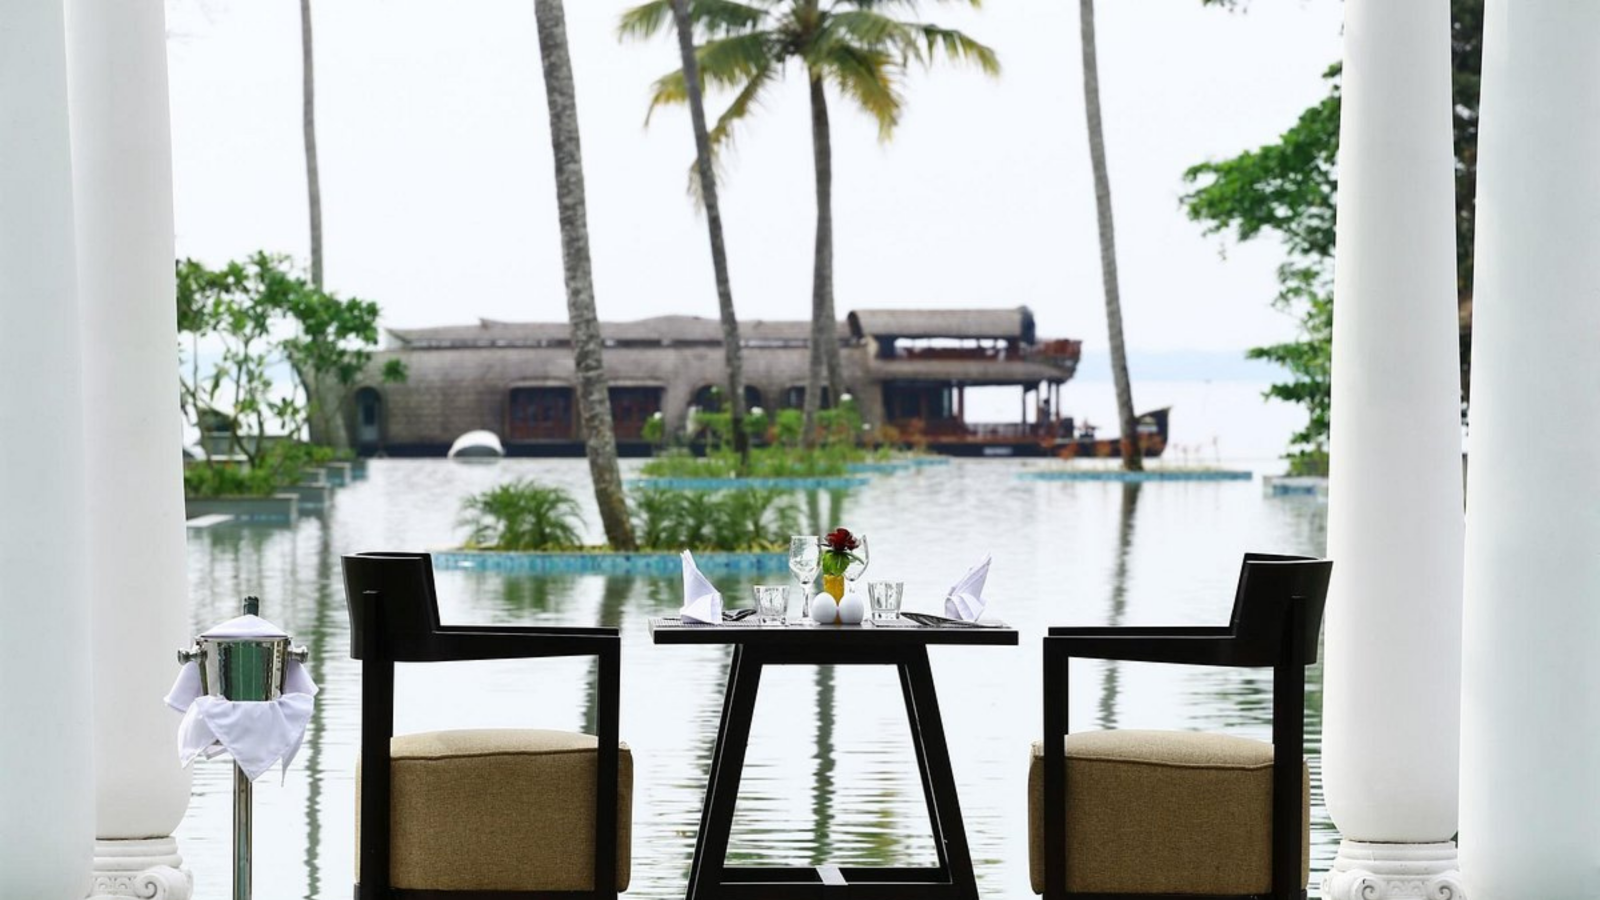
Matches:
[[848, 307, 1035, 342], [389, 315, 844, 349]]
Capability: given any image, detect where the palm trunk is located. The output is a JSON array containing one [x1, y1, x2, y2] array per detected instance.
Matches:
[[534, 0, 637, 549], [1078, 0, 1141, 471], [671, 0, 749, 465], [300, 0, 323, 291], [804, 74, 836, 447], [298, 0, 351, 450]]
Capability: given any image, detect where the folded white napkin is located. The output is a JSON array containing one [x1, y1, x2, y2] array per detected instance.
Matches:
[[200, 614, 288, 640], [680, 551, 723, 624], [166, 659, 319, 782], [944, 555, 992, 622]]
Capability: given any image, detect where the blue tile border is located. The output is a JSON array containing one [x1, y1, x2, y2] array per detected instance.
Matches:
[[629, 477, 870, 491], [847, 462, 914, 474], [432, 550, 789, 575], [903, 457, 951, 467], [1018, 469, 1254, 483]]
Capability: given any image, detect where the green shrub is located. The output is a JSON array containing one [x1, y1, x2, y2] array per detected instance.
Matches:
[[183, 463, 281, 498], [458, 479, 584, 550], [629, 486, 797, 551]]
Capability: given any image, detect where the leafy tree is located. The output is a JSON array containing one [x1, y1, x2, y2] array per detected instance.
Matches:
[[176, 252, 404, 465], [1181, 1, 1481, 471], [534, 0, 638, 550], [619, 0, 999, 445]]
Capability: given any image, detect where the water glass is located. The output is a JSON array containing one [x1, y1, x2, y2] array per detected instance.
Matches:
[[753, 585, 789, 625], [867, 581, 903, 620], [789, 535, 821, 620], [845, 534, 870, 585]]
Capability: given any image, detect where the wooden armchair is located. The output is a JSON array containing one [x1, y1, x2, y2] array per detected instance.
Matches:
[[1034, 553, 1332, 900], [343, 551, 630, 899]]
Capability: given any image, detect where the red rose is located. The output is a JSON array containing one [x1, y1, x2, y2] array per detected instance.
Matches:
[[824, 527, 859, 553]]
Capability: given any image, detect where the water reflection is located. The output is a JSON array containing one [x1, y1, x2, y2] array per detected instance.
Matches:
[[1095, 483, 1141, 731], [174, 459, 1330, 899]]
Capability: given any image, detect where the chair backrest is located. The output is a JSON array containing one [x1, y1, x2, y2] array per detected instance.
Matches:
[[342, 552, 442, 661], [1227, 553, 1333, 666]]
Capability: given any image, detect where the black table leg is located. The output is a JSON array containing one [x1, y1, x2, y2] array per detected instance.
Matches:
[[900, 648, 980, 900], [687, 645, 746, 899], [689, 646, 763, 900], [898, 655, 950, 873]]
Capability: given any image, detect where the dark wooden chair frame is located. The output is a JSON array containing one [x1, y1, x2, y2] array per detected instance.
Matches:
[[343, 551, 623, 900], [1040, 553, 1332, 900]]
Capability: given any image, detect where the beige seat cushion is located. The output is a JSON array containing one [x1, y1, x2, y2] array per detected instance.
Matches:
[[357, 728, 632, 892], [1028, 730, 1308, 895]]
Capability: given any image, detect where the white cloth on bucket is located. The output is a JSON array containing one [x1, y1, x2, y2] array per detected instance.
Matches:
[[680, 550, 723, 624], [166, 657, 319, 782], [944, 555, 992, 622], [199, 614, 288, 640]]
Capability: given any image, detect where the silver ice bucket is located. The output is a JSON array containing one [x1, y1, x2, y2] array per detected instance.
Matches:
[[178, 596, 306, 702]]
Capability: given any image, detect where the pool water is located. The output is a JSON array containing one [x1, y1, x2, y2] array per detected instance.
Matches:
[[175, 457, 1330, 899]]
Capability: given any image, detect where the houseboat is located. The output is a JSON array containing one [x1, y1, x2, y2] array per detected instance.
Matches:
[[343, 306, 1104, 457]]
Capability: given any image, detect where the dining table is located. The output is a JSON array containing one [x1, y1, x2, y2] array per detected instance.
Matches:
[[649, 613, 1018, 900]]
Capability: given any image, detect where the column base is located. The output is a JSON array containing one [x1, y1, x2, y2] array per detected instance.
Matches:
[[87, 837, 193, 900], [1322, 840, 1464, 899]]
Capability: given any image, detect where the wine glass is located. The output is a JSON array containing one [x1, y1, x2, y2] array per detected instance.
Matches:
[[789, 535, 821, 621], [844, 534, 869, 587]]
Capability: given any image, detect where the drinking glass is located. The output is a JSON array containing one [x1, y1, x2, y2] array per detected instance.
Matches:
[[867, 581, 904, 620], [789, 535, 821, 621], [844, 534, 870, 587], [753, 585, 789, 626]]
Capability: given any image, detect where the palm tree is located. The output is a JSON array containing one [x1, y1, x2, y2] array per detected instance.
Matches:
[[620, 0, 998, 444], [1078, 0, 1141, 471], [667, 0, 750, 465], [534, 0, 638, 549]]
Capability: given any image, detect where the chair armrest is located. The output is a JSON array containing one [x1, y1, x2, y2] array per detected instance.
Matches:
[[1048, 625, 1231, 637], [422, 628, 620, 662], [1045, 631, 1240, 666]]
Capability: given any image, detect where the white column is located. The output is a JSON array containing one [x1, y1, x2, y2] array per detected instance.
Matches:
[[1460, 2, 1600, 895], [0, 0, 97, 896], [64, 2, 195, 898], [1320, 1, 1467, 897]]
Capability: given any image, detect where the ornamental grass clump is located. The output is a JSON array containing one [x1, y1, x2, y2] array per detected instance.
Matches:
[[629, 486, 798, 552], [458, 479, 584, 551]]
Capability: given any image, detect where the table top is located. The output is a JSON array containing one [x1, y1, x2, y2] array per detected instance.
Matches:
[[648, 615, 1019, 647]]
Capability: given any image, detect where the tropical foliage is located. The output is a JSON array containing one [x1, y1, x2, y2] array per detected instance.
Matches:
[[176, 252, 405, 468], [630, 485, 798, 551], [459, 479, 586, 551], [182, 441, 343, 499], [1182, 0, 1482, 472], [619, 0, 998, 442]]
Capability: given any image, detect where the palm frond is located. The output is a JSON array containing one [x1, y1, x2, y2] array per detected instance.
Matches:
[[823, 9, 922, 61], [617, 0, 674, 41], [687, 58, 782, 201], [913, 23, 999, 74], [619, 0, 772, 43], [817, 43, 903, 139], [645, 32, 779, 124], [830, 0, 985, 11]]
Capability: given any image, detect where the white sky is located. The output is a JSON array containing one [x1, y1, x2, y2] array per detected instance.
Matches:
[[164, 0, 1343, 358]]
